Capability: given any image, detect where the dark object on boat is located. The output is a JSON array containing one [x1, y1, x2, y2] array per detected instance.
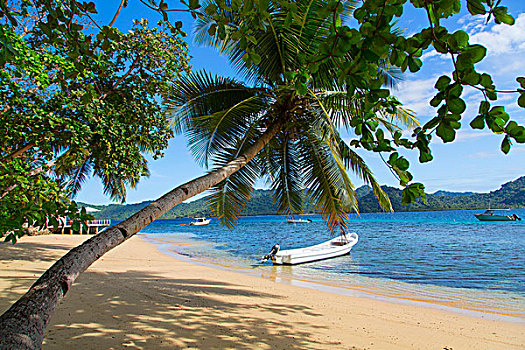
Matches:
[[474, 210, 521, 221], [259, 244, 280, 264]]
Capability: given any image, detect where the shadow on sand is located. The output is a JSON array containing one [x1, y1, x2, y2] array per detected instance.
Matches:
[[1, 240, 345, 349]]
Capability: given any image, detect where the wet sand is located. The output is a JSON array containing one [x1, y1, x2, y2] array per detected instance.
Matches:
[[0, 235, 523, 349]]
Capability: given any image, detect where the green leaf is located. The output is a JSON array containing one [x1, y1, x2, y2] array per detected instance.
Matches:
[[449, 30, 469, 51], [467, 0, 486, 15], [205, 3, 217, 15], [456, 45, 486, 68], [396, 157, 410, 171], [505, 121, 519, 135], [401, 183, 425, 205], [83, 2, 97, 13], [493, 7, 515, 25], [419, 151, 433, 163], [401, 187, 415, 205], [295, 80, 307, 95], [250, 52, 261, 65], [517, 77, 525, 89], [461, 70, 480, 85], [480, 74, 493, 88], [518, 93, 525, 108], [501, 135, 511, 154], [189, 0, 200, 10], [436, 123, 456, 142], [448, 83, 463, 98], [423, 117, 441, 130], [447, 98, 466, 114], [207, 24, 217, 36], [470, 115, 485, 129], [479, 101, 490, 114], [408, 56, 422, 72], [373, 89, 390, 98], [430, 94, 443, 107], [435, 76, 451, 91]]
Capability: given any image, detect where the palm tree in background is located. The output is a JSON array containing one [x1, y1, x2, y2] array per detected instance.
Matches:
[[0, 1, 418, 347], [167, 0, 417, 233]]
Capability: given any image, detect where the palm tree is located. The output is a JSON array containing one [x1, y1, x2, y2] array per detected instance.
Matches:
[[168, 0, 416, 232], [0, 1, 416, 347]]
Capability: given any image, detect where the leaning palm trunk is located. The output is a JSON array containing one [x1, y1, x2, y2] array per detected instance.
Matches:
[[0, 119, 284, 349]]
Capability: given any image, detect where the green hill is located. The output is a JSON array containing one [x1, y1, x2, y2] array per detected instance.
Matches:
[[84, 176, 525, 219]]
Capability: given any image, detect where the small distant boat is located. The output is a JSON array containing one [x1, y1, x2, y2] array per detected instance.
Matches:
[[474, 209, 521, 221], [189, 217, 211, 226], [286, 218, 313, 223], [260, 233, 358, 265]]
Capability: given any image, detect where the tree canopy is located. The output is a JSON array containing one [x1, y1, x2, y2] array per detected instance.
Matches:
[[194, 0, 524, 197], [167, 0, 419, 233], [1, 0, 190, 241]]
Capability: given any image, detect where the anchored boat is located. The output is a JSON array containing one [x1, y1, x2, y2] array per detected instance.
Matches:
[[189, 217, 211, 226], [474, 209, 521, 221], [286, 218, 313, 223], [260, 233, 359, 265]]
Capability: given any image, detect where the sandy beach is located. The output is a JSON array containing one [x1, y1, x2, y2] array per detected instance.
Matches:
[[0, 235, 523, 349]]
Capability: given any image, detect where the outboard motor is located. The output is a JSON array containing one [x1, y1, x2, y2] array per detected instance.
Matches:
[[260, 244, 280, 263]]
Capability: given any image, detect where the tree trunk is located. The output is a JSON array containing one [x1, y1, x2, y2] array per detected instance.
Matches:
[[0, 119, 283, 349]]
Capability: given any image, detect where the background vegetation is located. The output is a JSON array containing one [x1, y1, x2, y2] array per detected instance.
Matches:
[[85, 176, 525, 220]]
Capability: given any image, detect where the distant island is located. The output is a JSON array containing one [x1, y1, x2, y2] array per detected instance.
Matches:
[[83, 176, 525, 220]]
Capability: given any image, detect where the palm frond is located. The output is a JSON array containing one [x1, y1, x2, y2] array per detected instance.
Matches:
[[263, 133, 304, 215], [166, 71, 271, 166], [297, 129, 355, 235], [206, 163, 257, 229], [205, 124, 266, 227], [307, 89, 359, 215], [338, 141, 393, 212], [65, 159, 93, 198], [193, 1, 358, 86], [377, 97, 419, 130], [313, 91, 418, 131], [92, 153, 149, 202]]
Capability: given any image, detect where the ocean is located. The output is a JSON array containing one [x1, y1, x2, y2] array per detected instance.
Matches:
[[137, 208, 525, 322]]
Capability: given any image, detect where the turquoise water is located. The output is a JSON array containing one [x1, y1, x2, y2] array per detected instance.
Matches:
[[139, 209, 525, 319]]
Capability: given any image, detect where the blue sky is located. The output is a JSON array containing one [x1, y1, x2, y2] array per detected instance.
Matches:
[[77, 1, 525, 205]]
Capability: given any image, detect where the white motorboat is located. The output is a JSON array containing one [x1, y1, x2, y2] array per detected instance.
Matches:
[[189, 217, 211, 226], [286, 218, 313, 223], [261, 233, 358, 265], [474, 209, 521, 221]]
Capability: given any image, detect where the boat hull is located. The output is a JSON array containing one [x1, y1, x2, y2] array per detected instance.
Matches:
[[272, 233, 358, 265], [474, 214, 515, 221]]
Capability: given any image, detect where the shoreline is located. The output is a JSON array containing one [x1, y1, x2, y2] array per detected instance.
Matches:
[[1, 235, 524, 349], [99, 206, 525, 220], [147, 235, 525, 324]]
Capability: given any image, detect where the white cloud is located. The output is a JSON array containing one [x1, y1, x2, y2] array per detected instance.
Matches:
[[458, 14, 488, 35], [467, 151, 498, 159], [420, 49, 450, 62], [393, 76, 440, 117], [455, 129, 493, 143], [468, 13, 525, 56]]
